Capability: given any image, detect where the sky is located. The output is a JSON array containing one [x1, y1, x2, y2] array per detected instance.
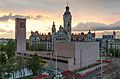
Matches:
[[1, 0, 120, 38]]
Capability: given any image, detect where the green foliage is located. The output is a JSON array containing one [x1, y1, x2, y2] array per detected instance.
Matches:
[[0, 39, 16, 79], [30, 43, 46, 51], [0, 65, 3, 79], [26, 41, 29, 50], [37, 43, 46, 51], [0, 53, 7, 65], [27, 54, 44, 76], [2, 56, 29, 79], [0, 39, 15, 59], [30, 45, 36, 51], [109, 48, 120, 57], [6, 39, 15, 59]]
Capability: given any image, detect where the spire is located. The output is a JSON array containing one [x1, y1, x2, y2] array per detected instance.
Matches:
[[66, 2, 69, 11], [67, 2, 69, 6], [88, 30, 91, 34], [64, 2, 71, 15], [52, 22, 56, 33], [53, 22, 55, 26]]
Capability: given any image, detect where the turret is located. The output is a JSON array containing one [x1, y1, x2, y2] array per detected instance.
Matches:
[[52, 22, 56, 34], [113, 30, 116, 39]]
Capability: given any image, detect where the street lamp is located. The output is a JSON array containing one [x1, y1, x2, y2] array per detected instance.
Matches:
[[80, 49, 82, 68], [100, 48, 103, 79], [56, 51, 58, 79]]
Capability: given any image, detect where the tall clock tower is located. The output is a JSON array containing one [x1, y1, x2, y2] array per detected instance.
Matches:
[[63, 4, 72, 41]]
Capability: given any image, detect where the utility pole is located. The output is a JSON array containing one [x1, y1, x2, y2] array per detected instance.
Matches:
[[56, 52, 58, 79], [80, 49, 82, 68], [50, 52, 52, 67], [100, 48, 103, 79]]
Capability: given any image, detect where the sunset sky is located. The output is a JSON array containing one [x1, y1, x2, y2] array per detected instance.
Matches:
[[1, 0, 120, 38]]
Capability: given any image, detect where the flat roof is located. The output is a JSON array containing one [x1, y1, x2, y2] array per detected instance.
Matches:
[[20, 51, 72, 61]]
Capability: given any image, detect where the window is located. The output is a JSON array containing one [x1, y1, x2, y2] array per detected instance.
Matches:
[[24, 53, 26, 56], [74, 58, 76, 65]]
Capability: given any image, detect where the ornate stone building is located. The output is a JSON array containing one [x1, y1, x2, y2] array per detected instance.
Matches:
[[29, 4, 95, 51]]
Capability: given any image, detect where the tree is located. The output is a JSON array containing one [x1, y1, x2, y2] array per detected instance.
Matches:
[[0, 65, 3, 79], [0, 39, 15, 59], [27, 54, 44, 76], [37, 43, 46, 51], [5, 39, 15, 59], [26, 41, 29, 50], [29, 43, 46, 51], [109, 48, 120, 57], [30, 45, 36, 51], [0, 53, 7, 65]]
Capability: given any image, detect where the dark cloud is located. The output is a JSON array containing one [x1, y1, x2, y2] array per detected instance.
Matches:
[[73, 22, 120, 31], [0, 13, 43, 22]]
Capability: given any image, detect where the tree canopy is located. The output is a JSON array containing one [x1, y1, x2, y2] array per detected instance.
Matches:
[[27, 53, 44, 76]]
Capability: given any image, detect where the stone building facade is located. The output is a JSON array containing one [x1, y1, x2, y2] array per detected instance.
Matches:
[[29, 5, 95, 51]]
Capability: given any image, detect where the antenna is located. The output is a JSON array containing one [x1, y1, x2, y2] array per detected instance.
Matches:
[[67, 2, 69, 6]]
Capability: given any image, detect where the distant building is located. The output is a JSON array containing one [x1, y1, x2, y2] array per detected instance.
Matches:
[[99, 31, 117, 53], [29, 5, 95, 51], [29, 31, 52, 51]]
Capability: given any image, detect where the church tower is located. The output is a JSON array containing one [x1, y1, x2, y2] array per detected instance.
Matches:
[[63, 3, 72, 41], [52, 22, 56, 34], [52, 22, 56, 51]]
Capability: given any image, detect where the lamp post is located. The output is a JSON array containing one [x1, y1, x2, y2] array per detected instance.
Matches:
[[100, 48, 103, 79], [118, 49, 120, 58], [56, 52, 58, 79], [50, 52, 52, 67], [80, 49, 82, 68]]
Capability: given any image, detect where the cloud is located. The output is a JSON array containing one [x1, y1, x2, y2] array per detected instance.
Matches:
[[0, 13, 43, 22], [112, 12, 120, 15], [0, 28, 14, 33], [0, 28, 14, 38], [73, 22, 120, 31], [33, 15, 43, 20], [0, 28, 7, 32]]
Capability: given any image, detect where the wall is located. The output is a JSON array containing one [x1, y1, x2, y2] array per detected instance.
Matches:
[[54, 42, 75, 58], [68, 42, 100, 70], [15, 18, 26, 52]]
